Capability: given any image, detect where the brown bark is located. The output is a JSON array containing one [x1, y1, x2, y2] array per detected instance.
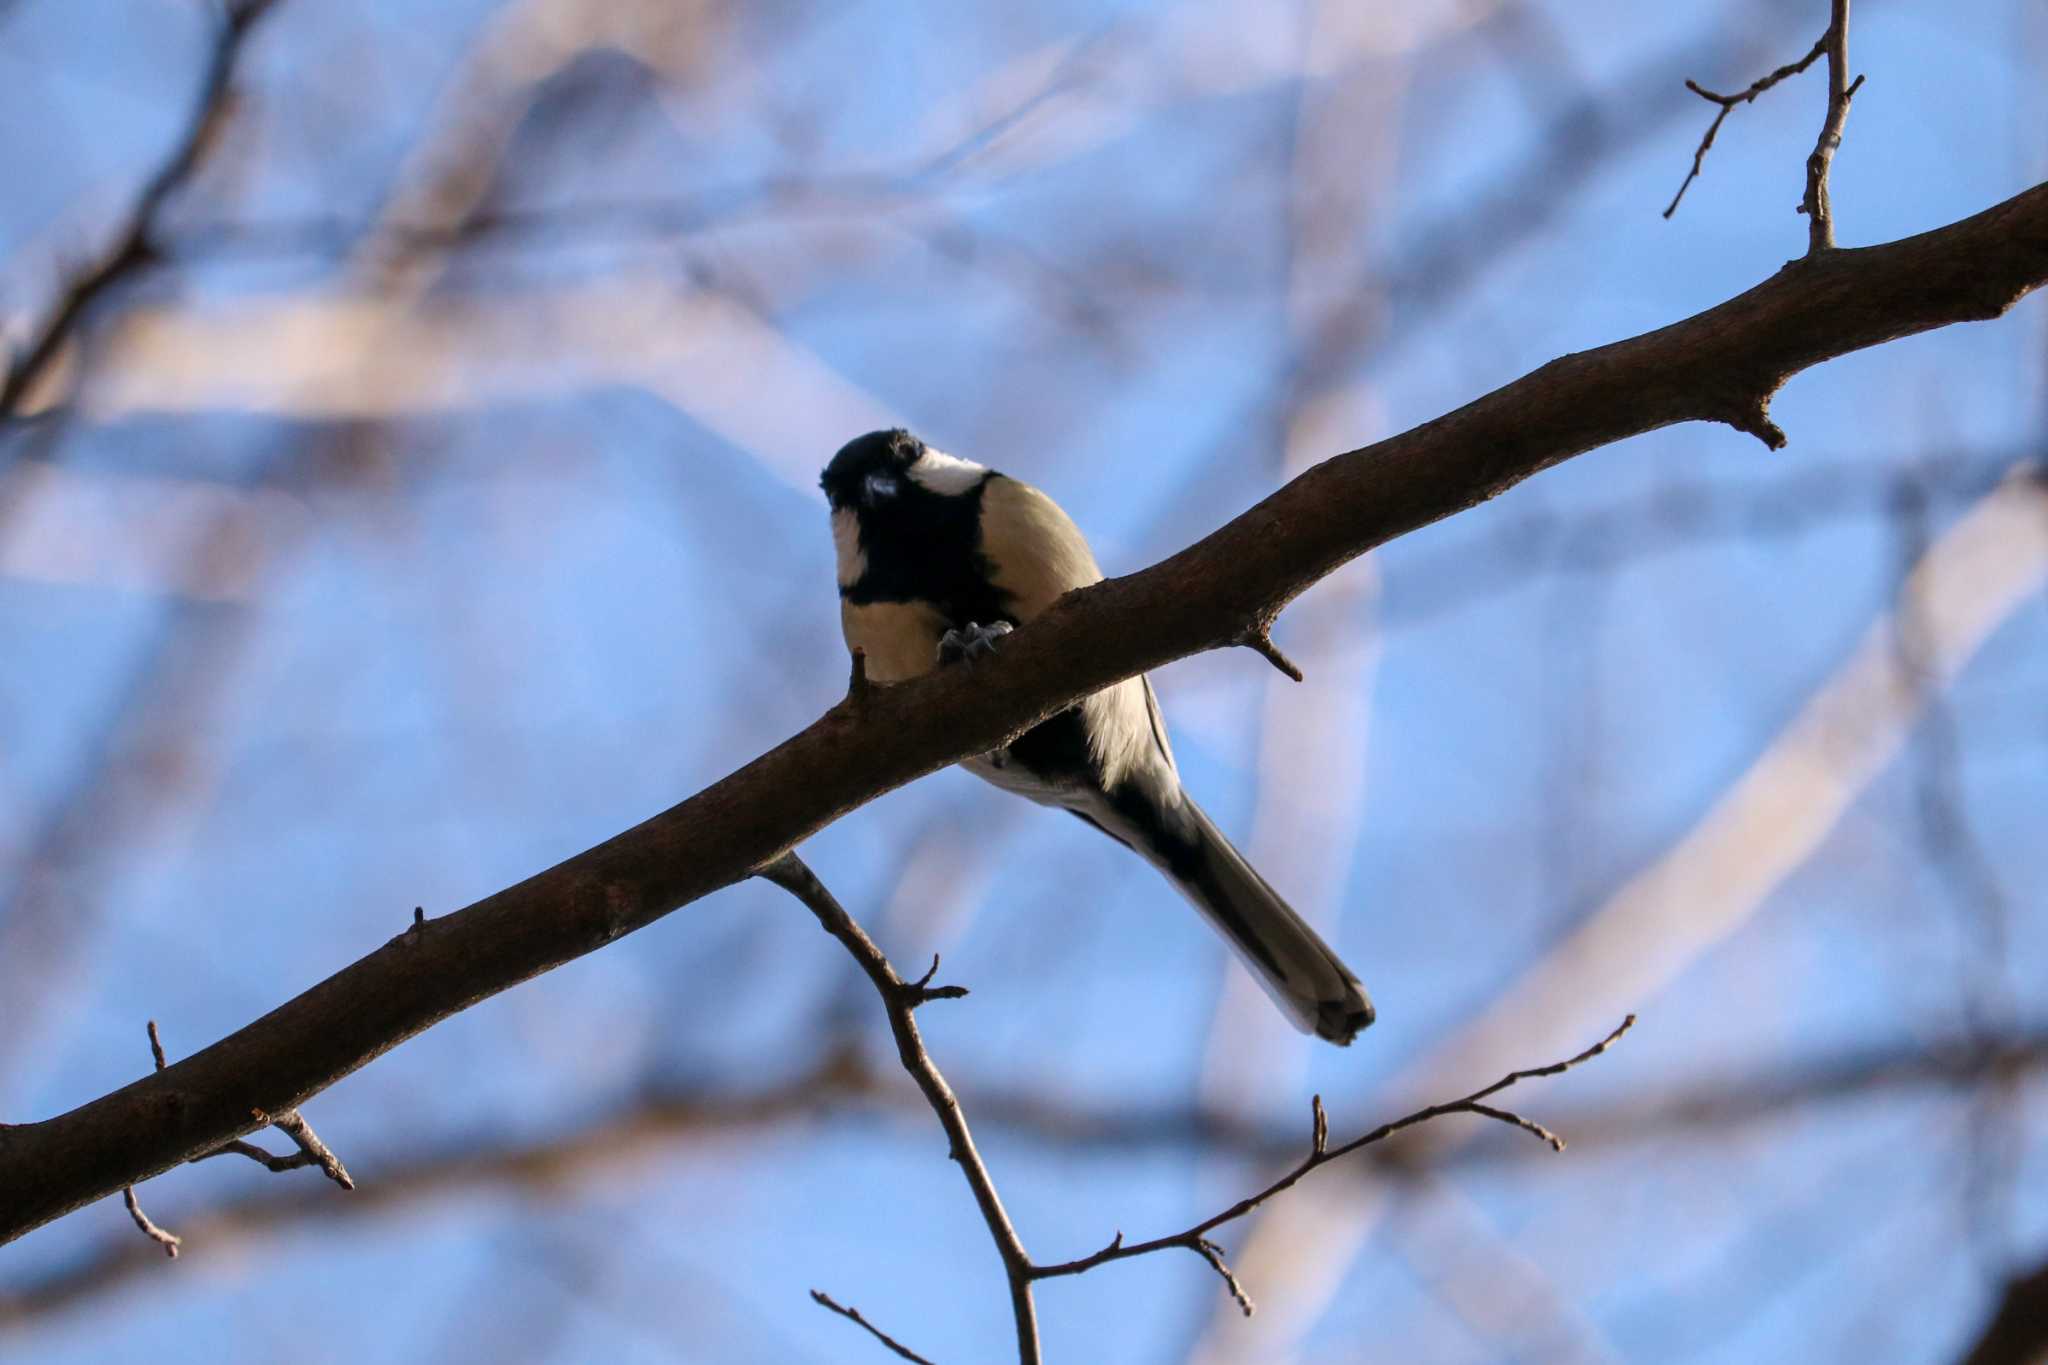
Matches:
[[2, 178, 2043, 1248]]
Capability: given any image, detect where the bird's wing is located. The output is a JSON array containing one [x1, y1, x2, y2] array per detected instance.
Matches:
[[978, 475, 1104, 620], [1139, 675, 1177, 777]]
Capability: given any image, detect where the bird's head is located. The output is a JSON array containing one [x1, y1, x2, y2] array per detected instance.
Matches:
[[821, 429, 991, 514], [820, 428, 924, 512]]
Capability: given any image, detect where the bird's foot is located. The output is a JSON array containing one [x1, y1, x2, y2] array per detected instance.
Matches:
[[937, 620, 1012, 666]]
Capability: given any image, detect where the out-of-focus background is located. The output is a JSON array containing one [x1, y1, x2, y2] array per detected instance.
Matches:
[[2, 0, 2044, 1361]]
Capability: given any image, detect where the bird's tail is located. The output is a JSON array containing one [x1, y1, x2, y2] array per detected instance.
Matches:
[[1162, 798, 1374, 1045]]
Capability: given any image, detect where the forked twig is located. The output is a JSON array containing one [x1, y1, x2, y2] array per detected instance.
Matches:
[[762, 850, 1637, 1357], [1664, 36, 1827, 219], [1029, 1016, 1638, 1314]]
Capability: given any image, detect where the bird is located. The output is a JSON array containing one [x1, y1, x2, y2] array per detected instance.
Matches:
[[820, 428, 1374, 1045]]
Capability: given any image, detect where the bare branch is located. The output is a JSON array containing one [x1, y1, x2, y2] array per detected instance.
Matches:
[[204, 1110, 357, 1191], [1, 182, 2043, 1249], [0, 0, 279, 417], [10, 1028, 2046, 1329], [151, 1027, 354, 1192], [120, 1022, 182, 1258], [1663, 35, 1828, 219], [1029, 1018, 1634, 1308], [759, 854, 1040, 1362], [190, 1117, 352, 1187], [1799, 0, 1865, 252], [1193, 1238, 1254, 1317], [809, 1290, 938, 1365]]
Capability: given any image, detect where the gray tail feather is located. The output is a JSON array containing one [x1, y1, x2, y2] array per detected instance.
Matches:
[[1168, 799, 1375, 1045]]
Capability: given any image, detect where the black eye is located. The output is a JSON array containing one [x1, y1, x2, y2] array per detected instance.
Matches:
[[863, 472, 900, 503]]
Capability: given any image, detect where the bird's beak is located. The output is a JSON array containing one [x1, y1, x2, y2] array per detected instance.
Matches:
[[862, 472, 900, 505]]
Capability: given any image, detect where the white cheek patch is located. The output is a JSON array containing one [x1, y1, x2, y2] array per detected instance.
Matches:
[[830, 507, 866, 585], [907, 447, 989, 496]]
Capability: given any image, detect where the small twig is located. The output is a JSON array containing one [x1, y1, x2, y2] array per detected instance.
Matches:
[[264, 1109, 356, 1190], [1663, 34, 1828, 219], [1193, 1238, 1254, 1317], [1799, 0, 1864, 253], [394, 905, 429, 948], [760, 853, 1041, 1363], [1030, 1017, 1637, 1305], [147, 1024, 355, 1191], [1239, 625, 1303, 682], [193, 1139, 303, 1171], [121, 1020, 182, 1256], [121, 1187, 181, 1259], [904, 954, 970, 1006], [810, 1289, 938, 1365], [189, 1114, 353, 1188]]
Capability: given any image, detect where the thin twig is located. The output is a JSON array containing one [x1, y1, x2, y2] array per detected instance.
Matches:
[[1029, 1017, 1636, 1302], [0, 0, 279, 417], [759, 853, 1042, 1363], [120, 1188, 180, 1259], [120, 1021, 181, 1257], [263, 1110, 356, 1191], [192, 1139, 305, 1172], [193, 1113, 353, 1190], [1663, 35, 1828, 218], [810, 1289, 939, 1365], [148, 1026, 355, 1191], [1799, 0, 1864, 253]]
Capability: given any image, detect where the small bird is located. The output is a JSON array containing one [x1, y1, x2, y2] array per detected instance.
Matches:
[[821, 429, 1374, 1044]]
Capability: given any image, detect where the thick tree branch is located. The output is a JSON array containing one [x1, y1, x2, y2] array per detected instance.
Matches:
[[1, 179, 2044, 1248]]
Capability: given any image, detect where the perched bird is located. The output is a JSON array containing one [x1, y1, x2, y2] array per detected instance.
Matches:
[[821, 428, 1374, 1044]]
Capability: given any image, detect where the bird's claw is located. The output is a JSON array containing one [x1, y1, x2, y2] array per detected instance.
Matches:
[[938, 620, 1012, 666]]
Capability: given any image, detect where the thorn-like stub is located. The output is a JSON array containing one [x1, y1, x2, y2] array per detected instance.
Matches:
[[1240, 625, 1304, 683], [1720, 397, 1788, 450], [846, 649, 871, 710]]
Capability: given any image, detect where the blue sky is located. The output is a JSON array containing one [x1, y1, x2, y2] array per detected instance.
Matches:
[[2, 0, 2044, 1361]]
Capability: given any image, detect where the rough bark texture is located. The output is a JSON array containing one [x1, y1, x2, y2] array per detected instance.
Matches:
[[2, 179, 2044, 1247]]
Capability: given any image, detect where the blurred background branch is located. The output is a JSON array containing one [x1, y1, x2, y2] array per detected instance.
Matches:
[[0, 0, 278, 418], [2, 0, 2043, 1361]]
